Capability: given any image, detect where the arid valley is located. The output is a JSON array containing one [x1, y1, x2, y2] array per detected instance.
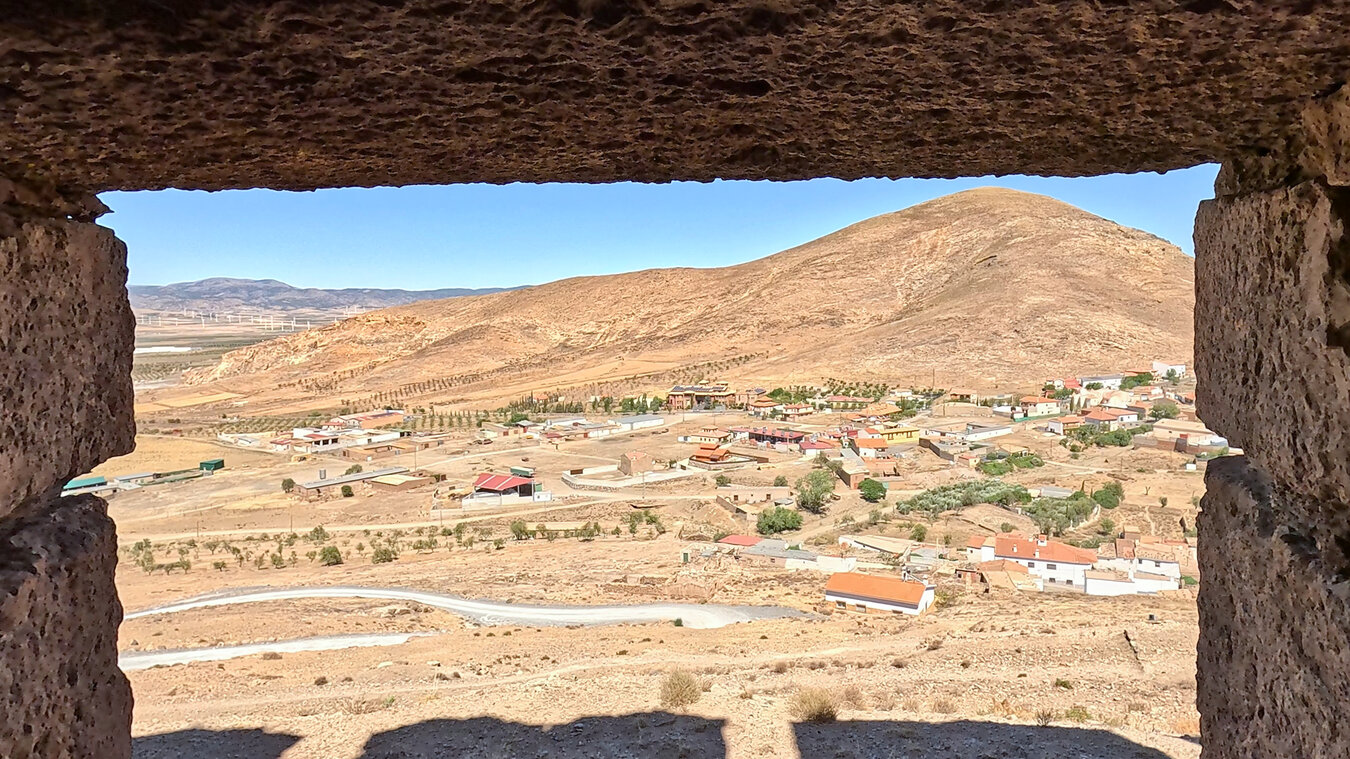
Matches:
[[100, 189, 1207, 758]]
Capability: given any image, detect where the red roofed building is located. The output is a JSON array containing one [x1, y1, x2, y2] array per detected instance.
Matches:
[[993, 534, 1096, 587], [824, 572, 935, 616], [472, 472, 535, 497]]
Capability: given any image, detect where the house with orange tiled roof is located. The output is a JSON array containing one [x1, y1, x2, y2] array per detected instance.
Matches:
[[991, 533, 1097, 588], [1019, 396, 1062, 417], [1047, 416, 1084, 435], [824, 572, 935, 616], [1082, 407, 1138, 431]]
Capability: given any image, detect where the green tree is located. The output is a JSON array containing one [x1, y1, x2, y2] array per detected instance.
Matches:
[[510, 520, 532, 540], [371, 546, 397, 564], [715, 474, 731, 487], [344, 464, 363, 476], [795, 469, 835, 514], [773, 475, 789, 487], [1098, 517, 1116, 536], [281, 478, 295, 493], [1149, 400, 1180, 420], [858, 478, 886, 503], [340, 485, 354, 498], [318, 545, 343, 566], [756, 506, 804, 535], [910, 524, 928, 542]]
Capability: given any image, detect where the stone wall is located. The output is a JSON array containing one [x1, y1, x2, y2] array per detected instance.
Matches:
[[0, 179, 136, 519], [0, 496, 132, 759], [1198, 459, 1350, 759], [0, 178, 135, 758], [1194, 89, 1350, 758]]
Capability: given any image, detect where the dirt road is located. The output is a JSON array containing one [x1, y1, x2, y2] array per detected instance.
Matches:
[[120, 632, 430, 670], [125, 585, 808, 629]]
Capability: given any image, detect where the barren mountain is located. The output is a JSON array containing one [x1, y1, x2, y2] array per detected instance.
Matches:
[[173, 188, 1194, 413], [129, 277, 515, 312]]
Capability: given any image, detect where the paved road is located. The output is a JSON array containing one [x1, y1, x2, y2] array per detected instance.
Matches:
[[119, 632, 428, 671], [125, 585, 808, 630]]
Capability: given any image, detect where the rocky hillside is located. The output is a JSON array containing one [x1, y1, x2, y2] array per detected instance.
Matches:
[[129, 277, 515, 312], [181, 188, 1194, 407]]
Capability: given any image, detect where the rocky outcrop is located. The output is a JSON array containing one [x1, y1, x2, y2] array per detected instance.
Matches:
[[0, 179, 135, 519], [6, 3, 1350, 192], [0, 495, 132, 759]]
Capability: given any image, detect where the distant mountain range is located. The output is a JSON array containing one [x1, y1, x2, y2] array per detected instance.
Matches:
[[128, 277, 517, 312]]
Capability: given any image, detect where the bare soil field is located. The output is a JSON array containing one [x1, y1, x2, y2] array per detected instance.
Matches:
[[111, 406, 1206, 759]]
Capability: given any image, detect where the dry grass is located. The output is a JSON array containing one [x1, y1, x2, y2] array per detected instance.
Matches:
[[789, 687, 839, 723], [931, 697, 957, 714], [659, 670, 703, 709], [1035, 709, 1056, 727], [841, 685, 866, 709], [339, 696, 395, 715]]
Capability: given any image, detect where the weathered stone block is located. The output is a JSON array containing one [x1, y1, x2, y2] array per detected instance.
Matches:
[[0, 495, 131, 759], [0, 201, 134, 519], [1198, 457, 1350, 759], [1195, 181, 1350, 502]]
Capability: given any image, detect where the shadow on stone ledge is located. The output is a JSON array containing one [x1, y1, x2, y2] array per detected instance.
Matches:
[[132, 727, 301, 759], [356, 713, 727, 758], [793, 719, 1184, 759]]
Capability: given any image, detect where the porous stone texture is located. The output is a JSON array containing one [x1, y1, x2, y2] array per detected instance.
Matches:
[[1195, 180, 1350, 503], [0, 179, 135, 520], [7, 2, 1350, 192], [0, 495, 132, 759], [1197, 457, 1350, 759]]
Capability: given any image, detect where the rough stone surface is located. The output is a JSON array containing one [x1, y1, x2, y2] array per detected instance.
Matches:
[[1195, 180, 1350, 503], [6, 2, 1350, 192], [1198, 457, 1350, 759], [0, 182, 135, 520], [0, 495, 132, 759]]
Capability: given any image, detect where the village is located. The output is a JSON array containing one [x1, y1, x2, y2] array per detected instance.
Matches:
[[100, 358, 1207, 617]]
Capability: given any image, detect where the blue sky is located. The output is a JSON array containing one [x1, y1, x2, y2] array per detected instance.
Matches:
[[102, 164, 1218, 290]]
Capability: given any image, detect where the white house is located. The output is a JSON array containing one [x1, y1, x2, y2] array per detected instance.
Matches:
[[824, 572, 935, 616], [1132, 546, 1182, 579], [992, 534, 1097, 588], [1085, 569, 1180, 596], [1047, 416, 1085, 435], [1151, 360, 1187, 379], [1020, 396, 1062, 417], [1078, 374, 1125, 390]]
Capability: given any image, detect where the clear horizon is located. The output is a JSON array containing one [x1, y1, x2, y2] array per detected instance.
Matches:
[[103, 165, 1219, 290]]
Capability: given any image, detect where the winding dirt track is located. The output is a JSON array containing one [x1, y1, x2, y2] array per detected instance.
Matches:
[[125, 584, 808, 630]]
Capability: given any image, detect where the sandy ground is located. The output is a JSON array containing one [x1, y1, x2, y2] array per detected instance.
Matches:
[[113, 408, 1206, 758]]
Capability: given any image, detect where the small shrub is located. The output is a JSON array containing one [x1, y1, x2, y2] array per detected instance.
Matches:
[[371, 546, 397, 564], [260, 652, 282, 660], [1064, 705, 1091, 723], [340, 485, 354, 498], [960, 659, 971, 669], [281, 478, 295, 493], [931, 697, 957, 714], [789, 687, 838, 723], [771, 661, 789, 674], [314, 676, 328, 686], [925, 636, 944, 651], [672, 618, 684, 627], [841, 685, 866, 708], [659, 670, 702, 709], [318, 545, 343, 566], [891, 658, 907, 669], [1053, 678, 1073, 690], [1036, 709, 1056, 727]]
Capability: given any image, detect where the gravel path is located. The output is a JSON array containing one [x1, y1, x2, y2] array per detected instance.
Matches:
[[125, 585, 808, 630], [120, 632, 429, 671]]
